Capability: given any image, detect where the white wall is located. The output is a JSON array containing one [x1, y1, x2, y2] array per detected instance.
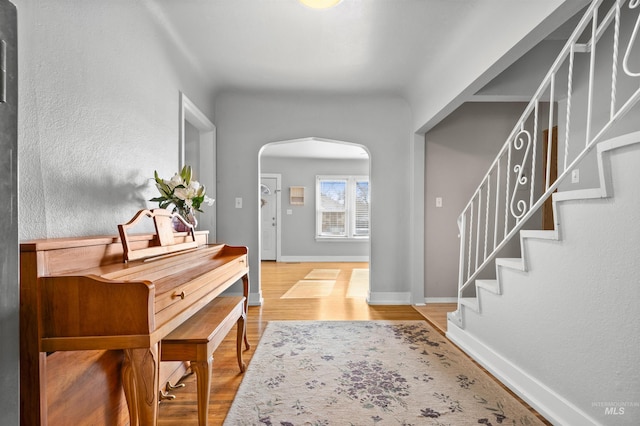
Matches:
[[15, 0, 215, 240], [215, 91, 413, 304], [410, 0, 589, 133], [474, 40, 566, 101]]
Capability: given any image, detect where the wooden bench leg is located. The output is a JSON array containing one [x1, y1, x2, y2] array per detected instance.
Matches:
[[242, 274, 251, 351], [236, 315, 247, 372], [161, 296, 248, 424], [191, 355, 213, 426]]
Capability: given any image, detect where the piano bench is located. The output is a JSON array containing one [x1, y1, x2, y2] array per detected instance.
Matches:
[[161, 296, 247, 425]]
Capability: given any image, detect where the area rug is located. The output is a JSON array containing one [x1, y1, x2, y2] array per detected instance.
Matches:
[[224, 321, 545, 425]]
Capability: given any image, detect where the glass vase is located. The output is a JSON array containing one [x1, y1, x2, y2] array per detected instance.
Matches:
[[172, 207, 198, 232]]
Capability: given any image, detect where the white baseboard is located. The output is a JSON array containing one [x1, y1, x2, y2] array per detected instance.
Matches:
[[446, 325, 600, 426], [278, 256, 369, 262], [424, 297, 458, 303], [248, 291, 263, 306], [367, 291, 411, 305]]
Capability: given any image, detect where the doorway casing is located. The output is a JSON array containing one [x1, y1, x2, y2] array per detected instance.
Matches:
[[260, 173, 282, 261], [179, 92, 217, 241]]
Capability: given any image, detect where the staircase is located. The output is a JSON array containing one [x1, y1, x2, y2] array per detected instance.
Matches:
[[445, 1, 640, 425], [447, 132, 640, 425]]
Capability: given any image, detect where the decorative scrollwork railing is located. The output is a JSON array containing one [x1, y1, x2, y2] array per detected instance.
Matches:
[[456, 0, 640, 306], [509, 129, 533, 222]]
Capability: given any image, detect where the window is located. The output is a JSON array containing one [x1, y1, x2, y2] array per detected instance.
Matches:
[[316, 175, 369, 239]]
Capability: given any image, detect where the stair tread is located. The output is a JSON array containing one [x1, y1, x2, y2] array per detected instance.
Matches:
[[496, 258, 524, 270], [521, 230, 558, 240], [476, 279, 500, 294], [459, 297, 479, 312]]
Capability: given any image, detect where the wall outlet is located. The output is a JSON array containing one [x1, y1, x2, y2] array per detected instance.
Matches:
[[571, 169, 580, 184], [235, 197, 242, 208]]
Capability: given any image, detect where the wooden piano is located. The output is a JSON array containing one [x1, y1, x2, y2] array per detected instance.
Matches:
[[20, 210, 249, 425]]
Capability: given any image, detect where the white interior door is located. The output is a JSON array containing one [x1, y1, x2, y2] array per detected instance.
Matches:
[[261, 176, 278, 260]]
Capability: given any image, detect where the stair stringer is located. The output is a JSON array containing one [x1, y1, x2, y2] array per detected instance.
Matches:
[[446, 131, 640, 426]]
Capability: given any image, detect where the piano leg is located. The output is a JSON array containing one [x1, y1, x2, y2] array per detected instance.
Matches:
[[121, 352, 138, 426], [123, 345, 159, 426]]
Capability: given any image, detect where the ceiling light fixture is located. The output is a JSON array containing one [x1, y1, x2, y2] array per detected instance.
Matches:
[[299, 0, 342, 9]]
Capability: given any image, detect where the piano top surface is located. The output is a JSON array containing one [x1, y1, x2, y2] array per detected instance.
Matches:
[[86, 246, 243, 293]]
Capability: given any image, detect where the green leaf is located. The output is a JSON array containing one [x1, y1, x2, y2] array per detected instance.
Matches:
[[181, 165, 192, 184], [154, 170, 161, 183]]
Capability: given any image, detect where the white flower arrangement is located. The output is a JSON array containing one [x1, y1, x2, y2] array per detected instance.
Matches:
[[150, 165, 214, 216]]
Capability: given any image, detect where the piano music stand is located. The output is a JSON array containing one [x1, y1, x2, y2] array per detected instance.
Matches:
[[118, 208, 198, 262]]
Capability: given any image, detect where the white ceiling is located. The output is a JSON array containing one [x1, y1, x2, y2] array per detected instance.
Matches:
[[148, 0, 589, 157], [150, 0, 585, 95]]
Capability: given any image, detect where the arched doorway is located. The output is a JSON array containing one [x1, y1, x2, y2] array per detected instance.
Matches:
[[258, 137, 371, 301]]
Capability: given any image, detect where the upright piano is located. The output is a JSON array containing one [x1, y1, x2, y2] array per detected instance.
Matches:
[[20, 227, 249, 425]]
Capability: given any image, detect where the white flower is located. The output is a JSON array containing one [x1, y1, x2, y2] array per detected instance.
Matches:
[[174, 186, 197, 201], [151, 165, 212, 213], [168, 174, 184, 190]]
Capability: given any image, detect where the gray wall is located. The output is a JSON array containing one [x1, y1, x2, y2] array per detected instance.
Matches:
[[215, 91, 414, 304], [0, 0, 18, 424], [261, 156, 369, 259], [424, 102, 530, 300]]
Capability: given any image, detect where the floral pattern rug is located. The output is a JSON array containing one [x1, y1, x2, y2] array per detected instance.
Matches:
[[224, 321, 545, 426]]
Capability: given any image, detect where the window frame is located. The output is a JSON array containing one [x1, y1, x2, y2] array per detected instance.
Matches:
[[315, 175, 370, 241]]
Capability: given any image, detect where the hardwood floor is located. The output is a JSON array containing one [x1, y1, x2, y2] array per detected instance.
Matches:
[[157, 262, 548, 425], [412, 302, 458, 334]]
